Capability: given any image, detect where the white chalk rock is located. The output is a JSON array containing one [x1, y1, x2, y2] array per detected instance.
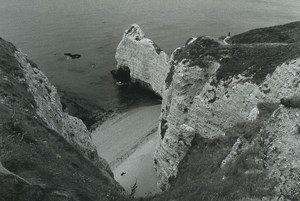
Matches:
[[115, 24, 170, 96]]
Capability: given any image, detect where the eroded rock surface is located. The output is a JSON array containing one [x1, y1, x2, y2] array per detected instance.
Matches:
[[115, 21, 300, 198], [152, 21, 300, 190], [115, 24, 170, 96], [262, 107, 300, 200], [14, 47, 111, 175]]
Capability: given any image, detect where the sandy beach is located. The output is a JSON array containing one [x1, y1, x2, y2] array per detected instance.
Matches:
[[92, 104, 161, 197], [113, 133, 160, 197]]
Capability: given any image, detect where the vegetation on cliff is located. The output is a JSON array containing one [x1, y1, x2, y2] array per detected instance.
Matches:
[[151, 21, 300, 201], [229, 21, 300, 44], [171, 24, 300, 85], [0, 38, 130, 201], [2, 20, 300, 201], [148, 103, 279, 201]]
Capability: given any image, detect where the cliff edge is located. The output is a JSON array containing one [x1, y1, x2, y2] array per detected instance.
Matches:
[[0, 38, 129, 201], [116, 21, 300, 200]]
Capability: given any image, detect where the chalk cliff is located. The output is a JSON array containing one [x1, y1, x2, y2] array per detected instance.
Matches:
[[115, 24, 170, 96], [0, 38, 129, 201], [14, 45, 112, 176], [262, 106, 300, 199], [116, 21, 300, 200], [155, 39, 300, 190]]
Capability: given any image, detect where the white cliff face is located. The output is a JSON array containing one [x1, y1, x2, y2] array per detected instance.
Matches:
[[62, 113, 112, 176], [62, 113, 96, 158], [262, 107, 300, 200], [115, 23, 300, 195], [15, 49, 63, 133], [13, 49, 111, 175], [115, 24, 170, 96], [154, 58, 219, 190], [155, 51, 300, 190]]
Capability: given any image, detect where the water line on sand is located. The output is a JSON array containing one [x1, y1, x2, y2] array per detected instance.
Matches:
[[92, 104, 161, 197]]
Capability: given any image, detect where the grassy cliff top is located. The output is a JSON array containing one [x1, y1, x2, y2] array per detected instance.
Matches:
[[229, 21, 300, 44], [170, 21, 300, 85]]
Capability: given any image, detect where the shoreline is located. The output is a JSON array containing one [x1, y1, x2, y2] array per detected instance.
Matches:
[[110, 125, 158, 170], [91, 104, 161, 196], [113, 131, 160, 197], [92, 104, 161, 166], [60, 83, 161, 131]]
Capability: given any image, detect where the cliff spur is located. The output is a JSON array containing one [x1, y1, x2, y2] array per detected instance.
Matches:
[[114, 24, 170, 96], [115, 21, 300, 200], [0, 38, 130, 201]]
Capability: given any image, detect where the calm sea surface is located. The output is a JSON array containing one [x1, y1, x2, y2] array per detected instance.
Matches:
[[1, 0, 300, 109]]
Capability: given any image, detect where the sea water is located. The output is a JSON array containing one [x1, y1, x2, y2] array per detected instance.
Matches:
[[0, 0, 300, 109]]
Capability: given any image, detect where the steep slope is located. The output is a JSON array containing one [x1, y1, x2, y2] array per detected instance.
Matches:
[[149, 104, 300, 201], [0, 38, 129, 201], [155, 36, 300, 191]]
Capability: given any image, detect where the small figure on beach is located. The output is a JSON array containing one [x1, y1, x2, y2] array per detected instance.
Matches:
[[228, 32, 231, 37], [121, 172, 126, 176], [130, 179, 138, 197]]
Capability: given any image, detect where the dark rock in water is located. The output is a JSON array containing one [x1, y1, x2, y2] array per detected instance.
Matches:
[[111, 66, 131, 83], [280, 95, 300, 108], [64, 53, 81, 59]]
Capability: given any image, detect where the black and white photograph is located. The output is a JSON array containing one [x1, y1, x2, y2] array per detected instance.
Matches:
[[0, 0, 300, 200]]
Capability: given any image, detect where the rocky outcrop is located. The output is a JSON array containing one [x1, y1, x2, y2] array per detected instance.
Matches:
[[115, 24, 170, 96], [0, 38, 128, 201], [155, 33, 300, 190], [262, 106, 300, 200], [14, 49, 63, 133], [62, 113, 112, 175], [115, 21, 300, 195], [220, 137, 249, 169], [13, 47, 111, 175]]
